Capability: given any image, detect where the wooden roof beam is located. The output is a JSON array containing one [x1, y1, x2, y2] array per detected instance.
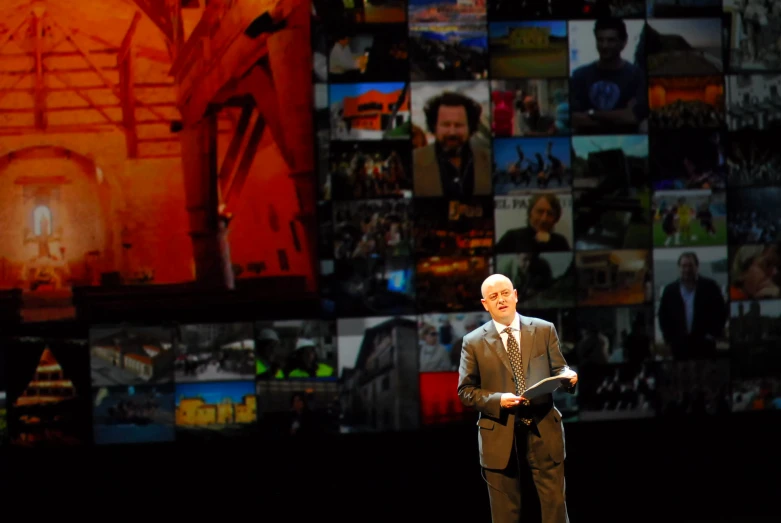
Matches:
[[120, 33, 139, 158], [0, 124, 118, 136], [0, 49, 120, 59], [0, 13, 29, 56], [131, 0, 179, 60], [118, 11, 143, 64], [48, 17, 173, 124], [218, 102, 253, 196], [0, 71, 31, 106], [241, 63, 293, 171], [33, 10, 46, 130], [1, 66, 120, 75], [42, 63, 118, 128], [222, 108, 266, 213], [165, 0, 185, 60], [0, 104, 123, 113]]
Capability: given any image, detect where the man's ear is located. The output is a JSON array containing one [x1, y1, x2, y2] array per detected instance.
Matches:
[[481, 299, 489, 312]]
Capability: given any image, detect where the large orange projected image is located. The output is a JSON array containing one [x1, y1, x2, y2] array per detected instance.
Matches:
[[0, 0, 317, 324], [647, 75, 725, 129]]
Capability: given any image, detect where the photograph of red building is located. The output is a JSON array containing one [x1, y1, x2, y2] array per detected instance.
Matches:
[[329, 82, 411, 141]]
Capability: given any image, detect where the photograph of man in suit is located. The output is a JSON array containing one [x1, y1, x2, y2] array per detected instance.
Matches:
[[657, 251, 727, 359], [458, 274, 578, 523], [413, 91, 492, 197]]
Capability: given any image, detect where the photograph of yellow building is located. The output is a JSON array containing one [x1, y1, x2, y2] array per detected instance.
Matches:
[[489, 21, 568, 78], [508, 26, 550, 50], [175, 381, 256, 438]]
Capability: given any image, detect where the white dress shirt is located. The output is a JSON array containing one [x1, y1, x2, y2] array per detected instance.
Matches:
[[493, 313, 521, 354]]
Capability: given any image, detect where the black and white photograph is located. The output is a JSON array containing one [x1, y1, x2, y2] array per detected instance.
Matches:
[[173, 323, 256, 383], [725, 74, 781, 131], [723, 0, 781, 72], [726, 130, 781, 187]]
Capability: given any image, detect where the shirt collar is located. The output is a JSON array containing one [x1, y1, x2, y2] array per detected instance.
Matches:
[[679, 279, 698, 293], [493, 313, 520, 335]]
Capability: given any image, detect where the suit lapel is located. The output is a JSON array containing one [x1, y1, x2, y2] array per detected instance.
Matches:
[[520, 316, 535, 376], [483, 320, 513, 376]]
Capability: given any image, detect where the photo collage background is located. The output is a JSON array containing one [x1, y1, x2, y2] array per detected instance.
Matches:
[[1, 0, 780, 448], [312, 0, 781, 426]]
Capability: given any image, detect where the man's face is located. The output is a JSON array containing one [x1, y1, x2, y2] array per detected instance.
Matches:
[[595, 29, 626, 62], [435, 105, 470, 154], [481, 278, 518, 325], [258, 340, 278, 359], [679, 256, 698, 283], [529, 197, 558, 233], [523, 98, 540, 117]]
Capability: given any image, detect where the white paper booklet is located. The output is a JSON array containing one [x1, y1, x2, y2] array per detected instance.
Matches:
[[523, 369, 576, 400]]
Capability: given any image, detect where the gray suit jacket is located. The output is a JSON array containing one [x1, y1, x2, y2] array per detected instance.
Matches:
[[413, 139, 492, 197], [457, 314, 575, 470]]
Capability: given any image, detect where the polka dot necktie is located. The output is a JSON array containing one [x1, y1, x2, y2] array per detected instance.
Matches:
[[503, 327, 532, 425]]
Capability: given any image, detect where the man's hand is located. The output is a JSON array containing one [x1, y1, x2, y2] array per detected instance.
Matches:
[[561, 373, 578, 387], [501, 393, 524, 409]]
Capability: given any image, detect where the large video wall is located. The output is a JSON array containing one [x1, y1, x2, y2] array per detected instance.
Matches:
[[311, 0, 781, 427], [1, 0, 780, 448]]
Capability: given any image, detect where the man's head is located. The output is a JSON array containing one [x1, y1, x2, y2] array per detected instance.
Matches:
[[527, 193, 563, 233], [522, 96, 540, 117], [291, 392, 306, 413], [420, 324, 438, 345], [480, 274, 517, 325], [593, 18, 628, 63], [257, 328, 280, 358], [424, 91, 482, 156], [295, 338, 318, 367], [678, 252, 700, 284]]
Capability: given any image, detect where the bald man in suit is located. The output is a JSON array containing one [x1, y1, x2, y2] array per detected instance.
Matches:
[[458, 274, 577, 523]]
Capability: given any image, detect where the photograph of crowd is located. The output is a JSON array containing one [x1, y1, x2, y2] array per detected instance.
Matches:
[[326, 141, 413, 200], [648, 76, 726, 129], [332, 199, 413, 259], [726, 130, 781, 187], [727, 187, 781, 245]]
